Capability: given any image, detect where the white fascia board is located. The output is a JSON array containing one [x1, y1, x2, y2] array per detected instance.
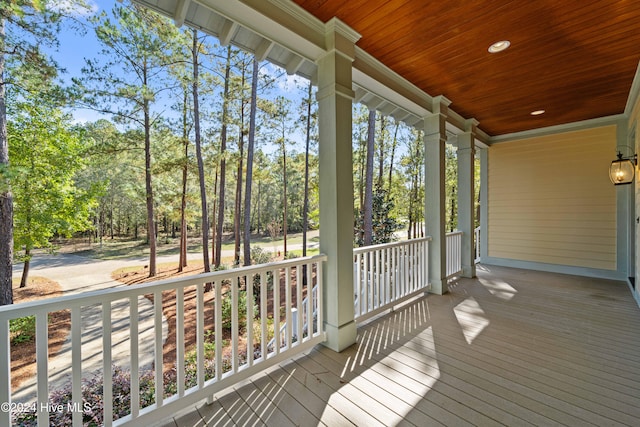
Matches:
[[138, 0, 325, 64], [232, 0, 326, 61], [352, 68, 428, 119]]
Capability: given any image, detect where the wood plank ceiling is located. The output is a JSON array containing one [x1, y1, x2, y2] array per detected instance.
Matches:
[[292, 0, 640, 136]]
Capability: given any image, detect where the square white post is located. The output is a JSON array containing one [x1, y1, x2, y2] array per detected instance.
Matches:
[[317, 18, 360, 352], [457, 120, 478, 278], [424, 96, 451, 294]]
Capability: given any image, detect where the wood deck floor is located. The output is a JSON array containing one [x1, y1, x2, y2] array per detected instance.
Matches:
[[157, 265, 640, 426]]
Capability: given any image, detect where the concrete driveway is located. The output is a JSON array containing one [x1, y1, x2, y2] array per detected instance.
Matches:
[[11, 253, 181, 403]]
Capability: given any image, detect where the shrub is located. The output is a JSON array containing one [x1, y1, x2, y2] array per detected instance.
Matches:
[[12, 365, 156, 427], [9, 315, 36, 344], [250, 246, 273, 265], [221, 289, 257, 331]]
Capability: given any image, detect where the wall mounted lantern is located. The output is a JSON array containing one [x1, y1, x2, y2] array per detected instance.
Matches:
[[609, 148, 637, 185]]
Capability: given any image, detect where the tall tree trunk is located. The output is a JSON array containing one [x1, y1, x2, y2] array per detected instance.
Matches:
[[243, 57, 259, 266], [234, 119, 244, 266], [417, 135, 424, 237], [358, 130, 366, 217], [192, 30, 211, 275], [143, 61, 157, 277], [19, 248, 31, 288], [281, 127, 288, 256], [450, 188, 456, 232], [302, 81, 312, 257], [215, 46, 232, 268], [179, 87, 188, 271], [407, 196, 413, 240], [211, 166, 218, 264], [388, 122, 399, 200], [109, 205, 114, 239], [363, 109, 376, 246], [377, 115, 385, 188], [256, 181, 261, 234], [234, 60, 247, 266], [0, 16, 13, 305]]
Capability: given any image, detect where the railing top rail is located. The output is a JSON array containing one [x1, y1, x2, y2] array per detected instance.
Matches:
[[446, 230, 463, 237], [352, 237, 432, 255], [0, 254, 327, 318]]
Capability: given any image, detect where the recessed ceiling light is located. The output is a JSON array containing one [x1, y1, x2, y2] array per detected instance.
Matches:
[[531, 110, 545, 116], [488, 40, 510, 53]]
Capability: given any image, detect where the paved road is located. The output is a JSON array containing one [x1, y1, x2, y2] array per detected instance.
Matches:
[[10, 239, 319, 403], [12, 254, 170, 403]]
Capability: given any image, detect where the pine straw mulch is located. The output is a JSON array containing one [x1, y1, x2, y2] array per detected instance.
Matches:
[[10, 277, 71, 391], [113, 261, 311, 375]]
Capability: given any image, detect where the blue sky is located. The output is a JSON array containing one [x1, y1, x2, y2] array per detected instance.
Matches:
[[54, 0, 106, 123], [52, 0, 312, 132]]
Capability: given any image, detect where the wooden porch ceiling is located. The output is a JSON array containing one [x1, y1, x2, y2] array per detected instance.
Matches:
[[292, 0, 640, 136]]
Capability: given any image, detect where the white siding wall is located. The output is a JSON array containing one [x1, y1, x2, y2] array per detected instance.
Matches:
[[488, 126, 617, 270]]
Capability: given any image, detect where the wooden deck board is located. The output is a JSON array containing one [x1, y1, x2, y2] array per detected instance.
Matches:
[[155, 265, 640, 426]]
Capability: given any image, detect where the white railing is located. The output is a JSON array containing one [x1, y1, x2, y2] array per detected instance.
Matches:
[[353, 237, 431, 322], [268, 283, 317, 351], [474, 226, 481, 264], [446, 230, 463, 278], [0, 255, 326, 427]]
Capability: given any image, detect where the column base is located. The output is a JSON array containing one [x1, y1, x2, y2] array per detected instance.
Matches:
[[462, 264, 477, 278], [429, 278, 448, 295], [322, 320, 357, 352]]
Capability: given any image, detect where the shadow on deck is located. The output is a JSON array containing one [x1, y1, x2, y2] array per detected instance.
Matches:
[[158, 265, 640, 426]]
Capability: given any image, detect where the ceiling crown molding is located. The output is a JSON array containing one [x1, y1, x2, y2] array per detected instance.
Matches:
[[490, 114, 625, 144]]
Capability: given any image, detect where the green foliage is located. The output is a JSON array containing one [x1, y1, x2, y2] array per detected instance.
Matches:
[[250, 246, 273, 265], [355, 186, 402, 246], [221, 288, 257, 330], [445, 144, 458, 232], [9, 315, 35, 344], [9, 98, 97, 257]]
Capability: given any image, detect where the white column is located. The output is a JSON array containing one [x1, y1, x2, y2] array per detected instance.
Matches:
[[317, 18, 360, 352], [479, 146, 488, 262], [424, 96, 451, 294], [457, 120, 478, 278]]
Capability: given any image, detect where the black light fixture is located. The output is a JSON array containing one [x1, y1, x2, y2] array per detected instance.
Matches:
[[609, 147, 637, 185]]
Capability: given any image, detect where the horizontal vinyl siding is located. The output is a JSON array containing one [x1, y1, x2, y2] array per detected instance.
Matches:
[[488, 126, 617, 270]]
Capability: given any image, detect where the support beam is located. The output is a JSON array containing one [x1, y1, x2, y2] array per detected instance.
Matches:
[[285, 55, 305, 75], [457, 119, 478, 278], [424, 96, 451, 294], [219, 19, 239, 46], [174, 0, 191, 27], [317, 18, 360, 352], [254, 39, 274, 62]]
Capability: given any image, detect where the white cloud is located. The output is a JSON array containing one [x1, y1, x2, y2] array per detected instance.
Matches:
[[51, 0, 99, 17], [260, 62, 309, 94]]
